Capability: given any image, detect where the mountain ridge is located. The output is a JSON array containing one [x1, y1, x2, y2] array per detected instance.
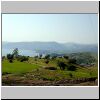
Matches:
[[2, 41, 98, 54]]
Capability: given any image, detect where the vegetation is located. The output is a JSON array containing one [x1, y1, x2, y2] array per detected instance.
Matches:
[[57, 61, 66, 70], [17, 55, 29, 62], [7, 54, 14, 63], [69, 52, 96, 65], [2, 49, 98, 86], [45, 59, 49, 64], [45, 54, 50, 60], [12, 48, 19, 58], [67, 65, 76, 71], [68, 59, 77, 64]]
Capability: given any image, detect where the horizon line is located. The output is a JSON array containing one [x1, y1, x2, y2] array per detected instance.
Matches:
[[2, 41, 98, 45]]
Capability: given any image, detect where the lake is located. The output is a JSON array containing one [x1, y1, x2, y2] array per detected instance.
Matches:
[[2, 48, 39, 57]]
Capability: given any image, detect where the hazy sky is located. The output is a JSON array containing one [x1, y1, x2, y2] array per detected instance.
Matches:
[[2, 14, 98, 44]]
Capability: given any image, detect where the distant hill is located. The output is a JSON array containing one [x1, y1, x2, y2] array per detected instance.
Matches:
[[2, 41, 98, 54]]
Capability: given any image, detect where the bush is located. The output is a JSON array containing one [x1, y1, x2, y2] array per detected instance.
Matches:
[[7, 54, 14, 60], [52, 56, 57, 59], [7, 54, 14, 63], [17, 55, 29, 62], [34, 56, 38, 59], [67, 65, 76, 71], [45, 60, 49, 64], [45, 54, 50, 59], [68, 59, 76, 64], [45, 66, 57, 70], [63, 55, 69, 59], [9, 59, 13, 63], [57, 61, 66, 70]]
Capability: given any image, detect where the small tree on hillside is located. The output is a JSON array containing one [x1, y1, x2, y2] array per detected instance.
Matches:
[[39, 54, 42, 59], [67, 65, 76, 71], [52, 56, 57, 60], [57, 61, 66, 70], [45, 54, 50, 60], [45, 59, 49, 64], [63, 55, 69, 59], [68, 58, 76, 64], [7, 54, 14, 63], [12, 48, 19, 58]]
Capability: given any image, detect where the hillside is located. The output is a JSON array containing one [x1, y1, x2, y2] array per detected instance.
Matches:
[[2, 41, 98, 54]]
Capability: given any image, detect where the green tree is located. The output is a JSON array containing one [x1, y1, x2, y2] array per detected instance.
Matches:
[[63, 55, 69, 59], [12, 48, 19, 58], [57, 61, 66, 70], [68, 59, 76, 64], [52, 55, 57, 59], [45, 59, 49, 64], [7, 54, 14, 63], [45, 54, 50, 60], [67, 65, 76, 71], [39, 54, 42, 59]]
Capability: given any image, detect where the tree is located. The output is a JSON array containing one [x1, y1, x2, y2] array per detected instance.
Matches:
[[12, 48, 19, 58], [7, 54, 14, 63], [34, 56, 38, 59], [63, 55, 69, 59], [17, 55, 29, 62], [68, 59, 76, 64], [52, 55, 57, 59], [45, 54, 50, 60], [45, 60, 49, 64], [67, 65, 76, 71], [39, 54, 42, 59], [57, 61, 66, 70]]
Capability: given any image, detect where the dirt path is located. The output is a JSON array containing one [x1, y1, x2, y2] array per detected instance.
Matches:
[[2, 76, 98, 86]]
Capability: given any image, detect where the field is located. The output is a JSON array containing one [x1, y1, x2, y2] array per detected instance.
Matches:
[[2, 56, 98, 86]]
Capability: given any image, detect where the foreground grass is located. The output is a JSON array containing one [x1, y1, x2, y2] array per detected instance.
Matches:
[[2, 58, 98, 86], [2, 60, 40, 74]]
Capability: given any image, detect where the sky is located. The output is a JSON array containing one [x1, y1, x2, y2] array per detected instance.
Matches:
[[2, 14, 98, 44]]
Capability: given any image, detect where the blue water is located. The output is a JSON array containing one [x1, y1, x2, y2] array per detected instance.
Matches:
[[2, 48, 39, 57]]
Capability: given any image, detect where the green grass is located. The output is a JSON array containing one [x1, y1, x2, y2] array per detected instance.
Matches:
[[2, 58, 98, 80], [2, 60, 40, 74]]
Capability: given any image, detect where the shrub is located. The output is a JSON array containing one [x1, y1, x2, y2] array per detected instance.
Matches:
[[9, 59, 13, 63], [7, 54, 14, 63], [7, 54, 13, 59], [52, 56, 57, 59], [12, 48, 19, 58], [34, 56, 38, 59], [45, 66, 57, 70], [68, 59, 76, 64], [67, 65, 76, 71], [57, 61, 66, 70], [45, 60, 49, 64], [45, 54, 50, 59], [17, 55, 29, 62], [39, 54, 42, 59], [63, 55, 69, 59]]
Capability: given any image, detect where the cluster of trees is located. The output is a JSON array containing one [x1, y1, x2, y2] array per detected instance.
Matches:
[[6, 48, 29, 63], [69, 52, 96, 65], [34, 53, 77, 71], [57, 60, 76, 71]]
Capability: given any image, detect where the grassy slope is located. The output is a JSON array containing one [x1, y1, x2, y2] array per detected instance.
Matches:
[[2, 58, 98, 86], [2, 60, 40, 74], [2, 57, 98, 79]]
